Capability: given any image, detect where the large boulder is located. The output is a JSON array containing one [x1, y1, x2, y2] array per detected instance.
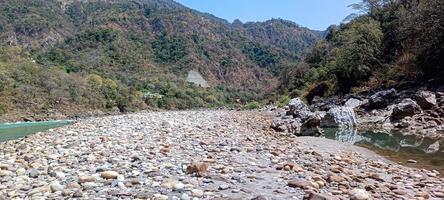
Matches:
[[271, 118, 301, 134], [288, 98, 312, 120], [391, 98, 422, 120], [321, 107, 357, 128], [414, 91, 437, 110], [368, 88, 398, 109]]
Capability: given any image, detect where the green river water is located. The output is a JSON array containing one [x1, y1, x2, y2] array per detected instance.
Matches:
[[324, 128, 444, 174], [0, 121, 72, 142]]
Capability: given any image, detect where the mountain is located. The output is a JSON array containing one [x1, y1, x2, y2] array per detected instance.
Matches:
[[0, 0, 321, 119]]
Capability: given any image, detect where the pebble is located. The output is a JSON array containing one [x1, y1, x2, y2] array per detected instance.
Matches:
[[153, 194, 168, 200], [251, 195, 268, 200], [50, 181, 64, 192], [66, 182, 81, 189], [78, 176, 96, 183], [407, 159, 417, 164], [100, 171, 119, 179], [28, 169, 39, 178], [288, 180, 310, 188], [393, 189, 407, 195], [16, 168, 26, 175], [349, 188, 370, 200], [191, 189, 204, 197], [218, 184, 230, 190]]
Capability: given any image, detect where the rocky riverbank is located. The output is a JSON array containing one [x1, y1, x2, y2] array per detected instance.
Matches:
[[270, 88, 444, 139], [0, 111, 443, 199]]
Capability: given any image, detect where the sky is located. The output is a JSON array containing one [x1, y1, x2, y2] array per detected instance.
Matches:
[[174, 0, 358, 31]]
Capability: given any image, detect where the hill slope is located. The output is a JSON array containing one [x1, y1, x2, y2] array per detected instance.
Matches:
[[0, 0, 321, 118]]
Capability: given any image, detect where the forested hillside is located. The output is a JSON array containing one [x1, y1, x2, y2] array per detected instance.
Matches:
[[281, 0, 443, 101], [0, 0, 320, 119]]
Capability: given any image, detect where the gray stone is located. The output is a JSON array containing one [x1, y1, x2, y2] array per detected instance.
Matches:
[[414, 91, 437, 110], [288, 98, 312, 120], [369, 88, 398, 109], [349, 189, 370, 200], [251, 195, 268, 200], [321, 107, 357, 128], [344, 98, 364, 109], [391, 98, 422, 120], [28, 169, 39, 178], [50, 181, 64, 192], [426, 141, 440, 154]]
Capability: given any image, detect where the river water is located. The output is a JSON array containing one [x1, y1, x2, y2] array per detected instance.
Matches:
[[324, 128, 444, 174], [0, 121, 72, 142]]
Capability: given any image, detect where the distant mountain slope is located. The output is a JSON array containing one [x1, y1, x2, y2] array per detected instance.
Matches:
[[0, 0, 322, 117]]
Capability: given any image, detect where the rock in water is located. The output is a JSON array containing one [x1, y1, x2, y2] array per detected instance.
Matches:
[[368, 88, 398, 109], [414, 91, 437, 110], [321, 107, 357, 127], [426, 141, 440, 154], [391, 98, 422, 120], [349, 189, 370, 200]]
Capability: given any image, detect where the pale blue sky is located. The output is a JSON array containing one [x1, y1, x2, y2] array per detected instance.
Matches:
[[174, 0, 358, 30]]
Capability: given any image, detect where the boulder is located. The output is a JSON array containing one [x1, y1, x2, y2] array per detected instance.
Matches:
[[368, 88, 398, 109], [414, 91, 437, 110], [288, 98, 312, 120], [321, 107, 357, 128], [344, 98, 364, 109], [310, 97, 339, 111], [288, 120, 302, 134], [299, 114, 324, 136], [391, 98, 422, 120]]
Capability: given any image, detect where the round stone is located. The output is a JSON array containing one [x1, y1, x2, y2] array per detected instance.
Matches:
[[350, 188, 370, 200], [100, 171, 120, 179], [191, 189, 204, 197]]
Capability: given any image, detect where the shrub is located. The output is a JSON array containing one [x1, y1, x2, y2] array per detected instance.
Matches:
[[245, 102, 260, 110], [277, 95, 291, 107]]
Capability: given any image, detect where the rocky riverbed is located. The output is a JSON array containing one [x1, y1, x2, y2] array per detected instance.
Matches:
[[0, 111, 443, 199]]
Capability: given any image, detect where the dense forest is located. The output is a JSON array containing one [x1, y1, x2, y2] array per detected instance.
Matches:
[[281, 0, 443, 102], [0, 0, 321, 118]]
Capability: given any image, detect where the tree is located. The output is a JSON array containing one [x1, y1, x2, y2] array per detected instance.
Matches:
[[331, 18, 383, 92]]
